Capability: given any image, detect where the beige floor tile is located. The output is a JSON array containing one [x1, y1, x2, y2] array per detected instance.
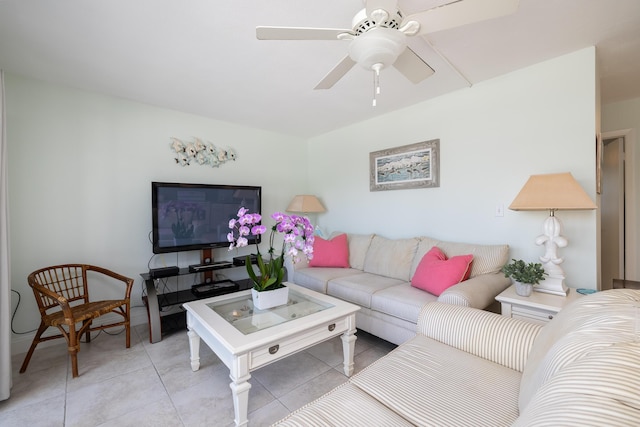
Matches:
[[0, 362, 68, 413], [0, 394, 65, 427], [4, 318, 394, 427], [65, 365, 167, 427], [95, 394, 183, 427], [170, 375, 236, 427], [277, 368, 348, 413], [247, 399, 292, 427], [251, 351, 333, 398]]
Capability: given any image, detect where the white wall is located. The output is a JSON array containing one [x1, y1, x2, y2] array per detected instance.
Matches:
[[7, 47, 600, 352], [602, 97, 640, 280], [308, 48, 598, 289], [6, 74, 307, 350]]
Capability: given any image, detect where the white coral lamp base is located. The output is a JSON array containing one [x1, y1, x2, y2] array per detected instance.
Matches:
[[534, 214, 569, 296]]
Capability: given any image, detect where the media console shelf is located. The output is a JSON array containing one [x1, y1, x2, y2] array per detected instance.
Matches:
[[141, 264, 253, 343]]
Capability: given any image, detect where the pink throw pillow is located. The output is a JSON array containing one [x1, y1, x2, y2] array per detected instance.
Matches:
[[411, 246, 473, 296], [308, 233, 350, 268]]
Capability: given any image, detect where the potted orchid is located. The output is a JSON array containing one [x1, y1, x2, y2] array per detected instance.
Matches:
[[227, 207, 315, 309]]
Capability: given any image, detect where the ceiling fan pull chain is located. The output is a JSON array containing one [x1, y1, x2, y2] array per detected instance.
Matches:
[[372, 63, 382, 107], [372, 72, 377, 107]]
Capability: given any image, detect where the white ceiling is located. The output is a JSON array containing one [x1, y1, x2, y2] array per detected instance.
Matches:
[[1, 0, 639, 139]]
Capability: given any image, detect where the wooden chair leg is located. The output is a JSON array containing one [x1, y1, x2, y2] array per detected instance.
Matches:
[[19, 322, 47, 374], [125, 303, 131, 348], [68, 325, 80, 378], [83, 319, 91, 343]]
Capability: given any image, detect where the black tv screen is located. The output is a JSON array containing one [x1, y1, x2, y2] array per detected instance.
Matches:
[[151, 182, 261, 254]]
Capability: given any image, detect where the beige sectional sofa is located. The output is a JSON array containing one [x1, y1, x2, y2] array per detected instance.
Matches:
[[288, 233, 511, 344], [275, 289, 640, 426]]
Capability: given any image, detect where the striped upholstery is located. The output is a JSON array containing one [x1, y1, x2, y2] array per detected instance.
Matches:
[[514, 343, 640, 426], [351, 335, 522, 426], [274, 290, 640, 427], [274, 382, 414, 427], [436, 240, 509, 278], [417, 302, 542, 372], [438, 273, 511, 309], [519, 289, 640, 411], [410, 238, 509, 279]]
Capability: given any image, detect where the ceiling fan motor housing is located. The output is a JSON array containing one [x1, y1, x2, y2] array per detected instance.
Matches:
[[351, 8, 403, 34], [348, 27, 407, 71]]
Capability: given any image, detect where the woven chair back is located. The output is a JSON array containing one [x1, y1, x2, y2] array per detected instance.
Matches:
[[28, 264, 89, 312]]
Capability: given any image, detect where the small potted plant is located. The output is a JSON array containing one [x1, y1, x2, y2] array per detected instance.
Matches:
[[501, 259, 547, 297]]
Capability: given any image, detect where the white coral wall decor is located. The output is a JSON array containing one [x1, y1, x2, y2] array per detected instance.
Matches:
[[170, 137, 237, 167]]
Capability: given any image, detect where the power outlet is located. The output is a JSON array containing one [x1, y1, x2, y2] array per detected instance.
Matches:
[[495, 204, 504, 217]]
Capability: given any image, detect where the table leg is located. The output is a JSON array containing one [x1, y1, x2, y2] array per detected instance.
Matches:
[[229, 354, 251, 427], [341, 323, 357, 376], [187, 328, 201, 371], [145, 278, 162, 343]]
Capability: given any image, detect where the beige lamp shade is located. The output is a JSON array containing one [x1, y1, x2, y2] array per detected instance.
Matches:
[[509, 172, 597, 211], [286, 195, 326, 213]]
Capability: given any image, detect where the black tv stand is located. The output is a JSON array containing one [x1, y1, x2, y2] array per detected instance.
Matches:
[[141, 263, 249, 343]]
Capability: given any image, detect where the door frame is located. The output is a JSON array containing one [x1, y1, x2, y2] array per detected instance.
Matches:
[[601, 129, 638, 283]]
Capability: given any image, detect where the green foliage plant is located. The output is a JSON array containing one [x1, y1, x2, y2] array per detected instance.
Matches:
[[501, 259, 547, 284]]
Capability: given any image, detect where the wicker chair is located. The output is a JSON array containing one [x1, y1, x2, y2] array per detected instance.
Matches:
[[19, 264, 134, 378]]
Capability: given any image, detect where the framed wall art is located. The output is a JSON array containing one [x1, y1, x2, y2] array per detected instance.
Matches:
[[369, 139, 440, 192]]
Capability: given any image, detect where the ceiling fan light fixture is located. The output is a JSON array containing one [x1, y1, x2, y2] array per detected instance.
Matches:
[[348, 27, 407, 71]]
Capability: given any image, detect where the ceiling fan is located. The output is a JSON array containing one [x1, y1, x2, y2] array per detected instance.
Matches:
[[256, 0, 519, 104]]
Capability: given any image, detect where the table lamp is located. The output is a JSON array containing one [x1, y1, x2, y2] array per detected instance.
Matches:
[[509, 172, 597, 296], [286, 195, 326, 236]]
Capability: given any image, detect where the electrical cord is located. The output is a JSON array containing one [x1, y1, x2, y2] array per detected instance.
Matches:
[[10, 289, 38, 334]]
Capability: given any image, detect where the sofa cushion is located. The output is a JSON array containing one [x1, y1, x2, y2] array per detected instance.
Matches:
[[292, 267, 363, 294], [370, 283, 438, 323], [351, 334, 521, 426], [363, 236, 419, 281], [411, 246, 473, 296], [308, 233, 349, 268], [331, 232, 375, 270], [437, 240, 509, 278], [327, 273, 405, 308], [519, 289, 640, 412], [347, 233, 375, 270], [410, 236, 442, 277], [275, 382, 414, 427]]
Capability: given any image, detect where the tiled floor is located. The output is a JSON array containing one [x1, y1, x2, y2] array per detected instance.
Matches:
[[0, 321, 396, 427]]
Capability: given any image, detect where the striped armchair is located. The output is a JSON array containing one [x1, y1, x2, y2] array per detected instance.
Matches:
[[275, 290, 640, 426]]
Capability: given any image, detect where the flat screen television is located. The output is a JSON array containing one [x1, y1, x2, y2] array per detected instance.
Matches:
[[151, 182, 261, 254]]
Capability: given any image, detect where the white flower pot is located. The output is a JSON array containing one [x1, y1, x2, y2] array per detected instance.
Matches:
[[251, 286, 289, 310], [514, 281, 533, 297]]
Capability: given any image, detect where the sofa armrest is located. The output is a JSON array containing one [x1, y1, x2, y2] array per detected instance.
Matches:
[[437, 273, 511, 309], [285, 257, 309, 283], [417, 302, 542, 372]]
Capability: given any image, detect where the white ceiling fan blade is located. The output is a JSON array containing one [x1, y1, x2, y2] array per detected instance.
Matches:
[[393, 47, 435, 84], [406, 0, 519, 35], [366, 0, 398, 18], [314, 56, 357, 89], [256, 26, 352, 41]]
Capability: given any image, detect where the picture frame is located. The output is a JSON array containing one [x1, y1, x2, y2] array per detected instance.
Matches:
[[369, 139, 440, 192]]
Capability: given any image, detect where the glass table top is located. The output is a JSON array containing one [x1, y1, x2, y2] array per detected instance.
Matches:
[[206, 289, 334, 335]]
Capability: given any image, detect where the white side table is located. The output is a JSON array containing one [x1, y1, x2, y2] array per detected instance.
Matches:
[[496, 285, 583, 325]]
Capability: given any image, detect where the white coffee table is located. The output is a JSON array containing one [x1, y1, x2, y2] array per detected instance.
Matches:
[[183, 283, 360, 427]]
